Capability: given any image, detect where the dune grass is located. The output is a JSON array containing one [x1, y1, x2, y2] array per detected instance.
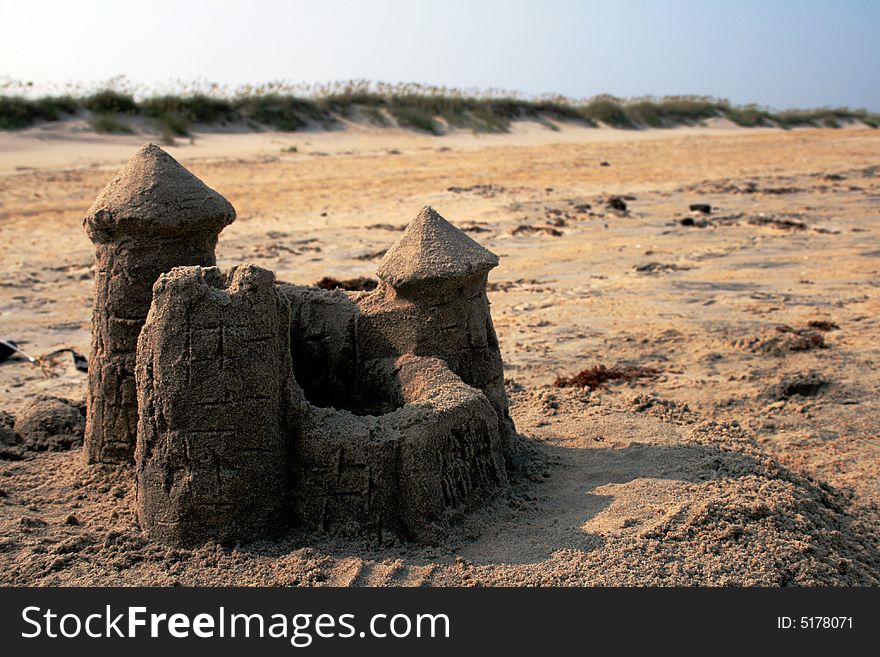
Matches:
[[0, 94, 78, 129], [88, 113, 134, 135], [1, 82, 877, 137]]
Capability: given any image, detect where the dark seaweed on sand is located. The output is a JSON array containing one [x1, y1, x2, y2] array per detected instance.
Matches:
[[554, 364, 661, 388], [314, 276, 379, 291]]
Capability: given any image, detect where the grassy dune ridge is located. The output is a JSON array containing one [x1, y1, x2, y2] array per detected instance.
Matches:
[[2, 80, 878, 139]]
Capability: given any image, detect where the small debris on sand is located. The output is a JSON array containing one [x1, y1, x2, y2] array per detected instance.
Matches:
[[736, 325, 829, 356], [765, 372, 833, 400], [486, 278, 546, 293], [605, 196, 628, 212], [629, 394, 695, 422], [38, 348, 88, 374], [554, 364, 661, 389], [365, 223, 406, 231], [747, 215, 807, 231], [0, 340, 37, 365], [635, 262, 692, 274], [353, 249, 388, 260], [762, 325, 827, 354], [510, 224, 563, 237], [807, 320, 840, 331], [447, 184, 505, 198], [461, 224, 491, 233], [314, 276, 379, 291], [0, 411, 22, 451], [689, 203, 712, 214]]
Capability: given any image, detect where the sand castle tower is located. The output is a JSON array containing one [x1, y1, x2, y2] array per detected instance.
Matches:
[[83, 144, 236, 464], [135, 265, 295, 546], [361, 206, 515, 444]]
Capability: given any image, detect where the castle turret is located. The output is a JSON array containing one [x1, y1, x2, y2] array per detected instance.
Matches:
[[83, 144, 235, 464], [360, 206, 515, 445], [375, 205, 499, 288]]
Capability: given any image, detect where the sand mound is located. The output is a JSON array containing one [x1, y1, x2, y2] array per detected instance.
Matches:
[[10, 396, 84, 452]]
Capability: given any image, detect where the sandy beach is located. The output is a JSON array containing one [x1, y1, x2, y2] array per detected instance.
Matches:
[[1, 122, 878, 585]]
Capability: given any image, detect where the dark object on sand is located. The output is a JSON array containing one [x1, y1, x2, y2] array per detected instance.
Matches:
[[0, 340, 87, 375], [73, 352, 88, 372], [599, 161, 610, 167], [39, 348, 88, 373], [0, 340, 17, 363], [354, 249, 388, 261], [446, 184, 505, 198], [0, 447, 25, 461], [365, 223, 406, 231], [0, 339, 37, 365], [689, 203, 712, 214], [747, 215, 807, 231], [554, 364, 661, 389], [807, 320, 840, 332], [511, 224, 563, 237], [314, 276, 378, 291], [758, 325, 827, 355], [765, 372, 832, 400], [606, 196, 628, 212], [634, 262, 692, 274]]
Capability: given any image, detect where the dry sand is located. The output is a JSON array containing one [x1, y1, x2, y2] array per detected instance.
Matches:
[[1, 122, 879, 585]]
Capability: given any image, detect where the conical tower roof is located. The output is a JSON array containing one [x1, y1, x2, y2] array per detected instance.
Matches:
[[376, 206, 498, 288], [84, 143, 236, 243]]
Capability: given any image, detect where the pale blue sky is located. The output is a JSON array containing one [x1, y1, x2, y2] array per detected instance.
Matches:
[[1, 0, 878, 110]]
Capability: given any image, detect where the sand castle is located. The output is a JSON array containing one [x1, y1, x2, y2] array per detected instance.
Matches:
[[83, 144, 515, 546]]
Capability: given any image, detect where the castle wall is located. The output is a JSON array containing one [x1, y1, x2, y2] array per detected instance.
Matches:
[[291, 356, 506, 542], [278, 279, 515, 445]]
